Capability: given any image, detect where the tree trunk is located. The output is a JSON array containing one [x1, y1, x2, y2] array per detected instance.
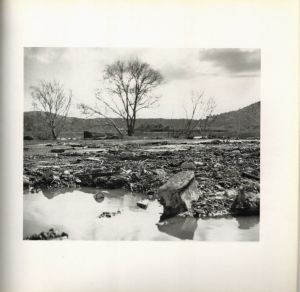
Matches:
[[127, 127, 134, 136], [51, 127, 57, 140], [127, 117, 136, 136]]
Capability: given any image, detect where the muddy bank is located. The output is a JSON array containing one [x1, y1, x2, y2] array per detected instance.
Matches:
[[24, 139, 260, 218]]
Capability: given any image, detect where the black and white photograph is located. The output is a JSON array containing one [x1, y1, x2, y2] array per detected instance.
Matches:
[[23, 48, 260, 241], [1, 0, 299, 291]]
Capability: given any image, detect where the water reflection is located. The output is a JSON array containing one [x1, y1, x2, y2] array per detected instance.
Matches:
[[23, 188, 259, 241], [156, 215, 259, 241], [235, 215, 259, 230], [42, 188, 74, 199], [193, 216, 259, 241], [157, 217, 198, 240]]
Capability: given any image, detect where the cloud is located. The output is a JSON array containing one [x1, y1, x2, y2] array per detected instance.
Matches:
[[199, 49, 260, 76], [144, 48, 261, 81], [159, 64, 196, 81], [136, 49, 201, 81], [24, 47, 67, 64], [24, 48, 260, 118]]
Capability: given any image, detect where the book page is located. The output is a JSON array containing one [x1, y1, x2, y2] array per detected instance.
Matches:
[[1, 0, 298, 291]]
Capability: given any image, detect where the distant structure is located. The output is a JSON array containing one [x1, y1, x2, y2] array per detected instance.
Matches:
[[83, 131, 118, 140]]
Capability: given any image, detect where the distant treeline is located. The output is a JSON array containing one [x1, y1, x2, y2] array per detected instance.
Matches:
[[24, 101, 260, 139]]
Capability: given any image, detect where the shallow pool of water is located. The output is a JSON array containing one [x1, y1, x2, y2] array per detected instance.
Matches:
[[23, 188, 259, 241]]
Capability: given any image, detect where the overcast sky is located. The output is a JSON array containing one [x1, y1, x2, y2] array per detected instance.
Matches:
[[24, 48, 260, 119]]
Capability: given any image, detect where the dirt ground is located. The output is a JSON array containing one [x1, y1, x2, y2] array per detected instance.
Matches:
[[24, 138, 260, 218]]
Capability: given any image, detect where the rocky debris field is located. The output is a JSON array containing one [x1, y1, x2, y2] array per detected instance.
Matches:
[[25, 228, 68, 240], [98, 210, 121, 218], [24, 139, 260, 219]]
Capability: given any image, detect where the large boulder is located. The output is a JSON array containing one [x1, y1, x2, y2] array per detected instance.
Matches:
[[231, 187, 260, 215], [158, 171, 200, 220]]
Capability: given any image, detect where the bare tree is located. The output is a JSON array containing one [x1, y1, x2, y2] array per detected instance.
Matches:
[[79, 58, 163, 136], [31, 80, 72, 140], [200, 97, 217, 134], [182, 91, 216, 138]]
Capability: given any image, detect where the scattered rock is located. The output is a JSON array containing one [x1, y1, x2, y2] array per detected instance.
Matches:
[[75, 178, 81, 184], [225, 189, 238, 198], [137, 199, 149, 209], [51, 149, 65, 153], [53, 175, 60, 181], [155, 169, 167, 178], [94, 191, 105, 202], [181, 161, 197, 170], [98, 210, 121, 218]]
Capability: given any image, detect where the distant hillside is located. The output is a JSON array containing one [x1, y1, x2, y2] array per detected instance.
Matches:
[[24, 101, 260, 139], [208, 101, 260, 137]]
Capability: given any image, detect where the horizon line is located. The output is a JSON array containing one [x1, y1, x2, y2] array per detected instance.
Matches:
[[24, 100, 260, 120]]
